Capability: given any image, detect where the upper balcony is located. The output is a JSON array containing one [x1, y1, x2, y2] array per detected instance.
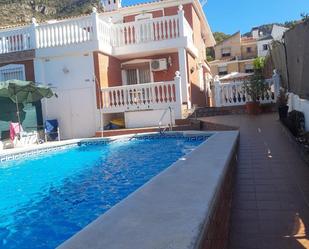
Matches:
[[0, 6, 197, 59]]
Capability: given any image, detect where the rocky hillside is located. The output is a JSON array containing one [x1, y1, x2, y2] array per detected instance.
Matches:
[[0, 0, 102, 27]]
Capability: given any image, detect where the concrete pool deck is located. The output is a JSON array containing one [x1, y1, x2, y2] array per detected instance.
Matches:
[[58, 131, 239, 249], [200, 114, 309, 249]]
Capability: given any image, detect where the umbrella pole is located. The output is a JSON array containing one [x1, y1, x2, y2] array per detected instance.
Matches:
[[15, 95, 22, 132]]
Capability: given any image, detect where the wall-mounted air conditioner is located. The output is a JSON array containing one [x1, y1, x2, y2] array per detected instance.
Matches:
[[151, 59, 168, 71]]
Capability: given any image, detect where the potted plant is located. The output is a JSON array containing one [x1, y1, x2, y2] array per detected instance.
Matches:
[[243, 57, 269, 115], [277, 88, 289, 120]]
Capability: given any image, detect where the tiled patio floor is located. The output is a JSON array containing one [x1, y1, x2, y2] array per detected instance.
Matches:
[[200, 114, 309, 249]]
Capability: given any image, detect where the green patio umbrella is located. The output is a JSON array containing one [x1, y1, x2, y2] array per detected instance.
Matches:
[[0, 80, 55, 127]]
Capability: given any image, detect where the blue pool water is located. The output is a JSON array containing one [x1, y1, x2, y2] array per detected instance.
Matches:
[[0, 134, 208, 249]]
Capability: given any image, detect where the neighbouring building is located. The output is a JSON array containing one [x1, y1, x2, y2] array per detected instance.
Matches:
[[0, 0, 215, 139], [210, 24, 288, 78], [253, 24, 288, 57], [209, 31, 257, 77]]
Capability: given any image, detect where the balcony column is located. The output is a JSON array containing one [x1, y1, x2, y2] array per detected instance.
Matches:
[[91, 7, 99, 46], [174, 71, 183, 119], [30, 17, 38, 49], [178, 5, 185, 37], [178, 47, 190, 108]]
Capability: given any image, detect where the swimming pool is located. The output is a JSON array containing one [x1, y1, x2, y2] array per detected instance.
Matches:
[[0, 133, 210, 249]]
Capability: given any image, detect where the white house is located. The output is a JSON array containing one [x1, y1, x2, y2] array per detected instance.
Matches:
[[255, 24, 288, 57], [0, 0, 215, 139]]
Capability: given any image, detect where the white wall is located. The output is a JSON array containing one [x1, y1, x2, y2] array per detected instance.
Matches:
[[125, 109, 175, 129], [257, 39, 272, 57], [271, 25, 288, 41], [34, 53, 100, 139], [288, 93, 309, 131]]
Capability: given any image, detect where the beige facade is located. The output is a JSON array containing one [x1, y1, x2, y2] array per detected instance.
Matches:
[[210, 32, 258, 77]]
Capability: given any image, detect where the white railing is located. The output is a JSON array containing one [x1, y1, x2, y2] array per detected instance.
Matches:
[[0, 6, 193, 54], [101, 73, 183, 115], [0, 26, 33, 54], [97, 17, 113, 46], [112, 15, 180, 47], [214, 71, 280, 107], [36, 16, 94, 49]]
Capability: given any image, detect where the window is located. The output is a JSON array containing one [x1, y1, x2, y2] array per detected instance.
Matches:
[[0, 64, 26, 81], [246, 47, 252, 53], [263, 44, 268, 51], [125, 64, 151, 85], [221, 48, 231, 58], [245, 64, 254, 73], [218, 66, 228, 76]]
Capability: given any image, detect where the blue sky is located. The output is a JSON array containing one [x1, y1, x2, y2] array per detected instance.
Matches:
[[123, 0, 309, 34]]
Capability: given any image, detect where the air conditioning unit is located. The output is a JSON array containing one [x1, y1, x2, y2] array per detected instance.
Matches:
[[151, 59, 168, 71]]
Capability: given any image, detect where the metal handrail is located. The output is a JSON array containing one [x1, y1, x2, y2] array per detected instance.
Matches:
[[158, 106, 173, 134]]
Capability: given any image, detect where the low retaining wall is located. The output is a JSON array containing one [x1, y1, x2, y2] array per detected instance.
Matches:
[[58, 131, 239, 249]]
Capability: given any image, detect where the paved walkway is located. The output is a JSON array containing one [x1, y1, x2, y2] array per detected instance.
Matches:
[[201, 114, 309, 249]]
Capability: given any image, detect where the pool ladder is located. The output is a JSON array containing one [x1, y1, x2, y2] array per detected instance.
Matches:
[[159, 107, 173, 135]]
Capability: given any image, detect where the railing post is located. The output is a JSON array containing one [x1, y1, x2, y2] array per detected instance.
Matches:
[[272, 69, 280, 101], [214, 75, 222, 107], [92, 7, 99, 43], [30, 17, 38, 49], [174, 71, 183, 119], [178, 5, 185, 37]]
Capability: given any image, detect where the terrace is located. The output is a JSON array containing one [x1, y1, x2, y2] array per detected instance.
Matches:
[[0, 6, 196, 59], [201, 113, 309, 249]]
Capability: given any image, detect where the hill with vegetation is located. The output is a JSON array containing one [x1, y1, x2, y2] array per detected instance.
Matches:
[[0, 0, 102, 27]]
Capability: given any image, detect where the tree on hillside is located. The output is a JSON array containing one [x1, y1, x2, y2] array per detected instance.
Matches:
[[213, 32, 231, 43]]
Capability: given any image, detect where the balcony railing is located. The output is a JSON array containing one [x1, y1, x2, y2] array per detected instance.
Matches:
[[0, 6, 193, 55], [213, 72, 281, 107], [36, 16, 95, 49], [101, 77, 182, 114], [0, 26, 33, 54]]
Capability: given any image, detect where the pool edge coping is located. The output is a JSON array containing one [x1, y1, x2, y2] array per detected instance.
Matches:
[[57, 130, 239, 249]]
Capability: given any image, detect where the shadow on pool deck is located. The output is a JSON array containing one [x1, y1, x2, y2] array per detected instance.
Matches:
[[200, 113, 309, 249]]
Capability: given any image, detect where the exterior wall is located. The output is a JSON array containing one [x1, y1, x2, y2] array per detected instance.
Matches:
[[238, 60, 254, 73], [257, 39, 272, 57], [272, 25, 288, 41], [121, 53, 179, 83], [227, 62, 239, 73], [125, 109, 175, 128], [187, 52, 206, 107], [241, 42, 257, 60], [93, 52, 122, 108], [214, 33, 241, 60], [288, 93, 309, 131], [34, 53, 99, 139], [210, 59, 255, 76], [190, 4, 206, 62]]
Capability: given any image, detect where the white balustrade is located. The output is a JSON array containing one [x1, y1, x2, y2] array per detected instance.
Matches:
[[101, 81, 180, 113], [36, 16, 94, 49], [0, 11, 193, 53], [97, 17, 112, 46], [112, 15, 180, 47], [0, 26, 32, 54], [214, 77, 278, 107]]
